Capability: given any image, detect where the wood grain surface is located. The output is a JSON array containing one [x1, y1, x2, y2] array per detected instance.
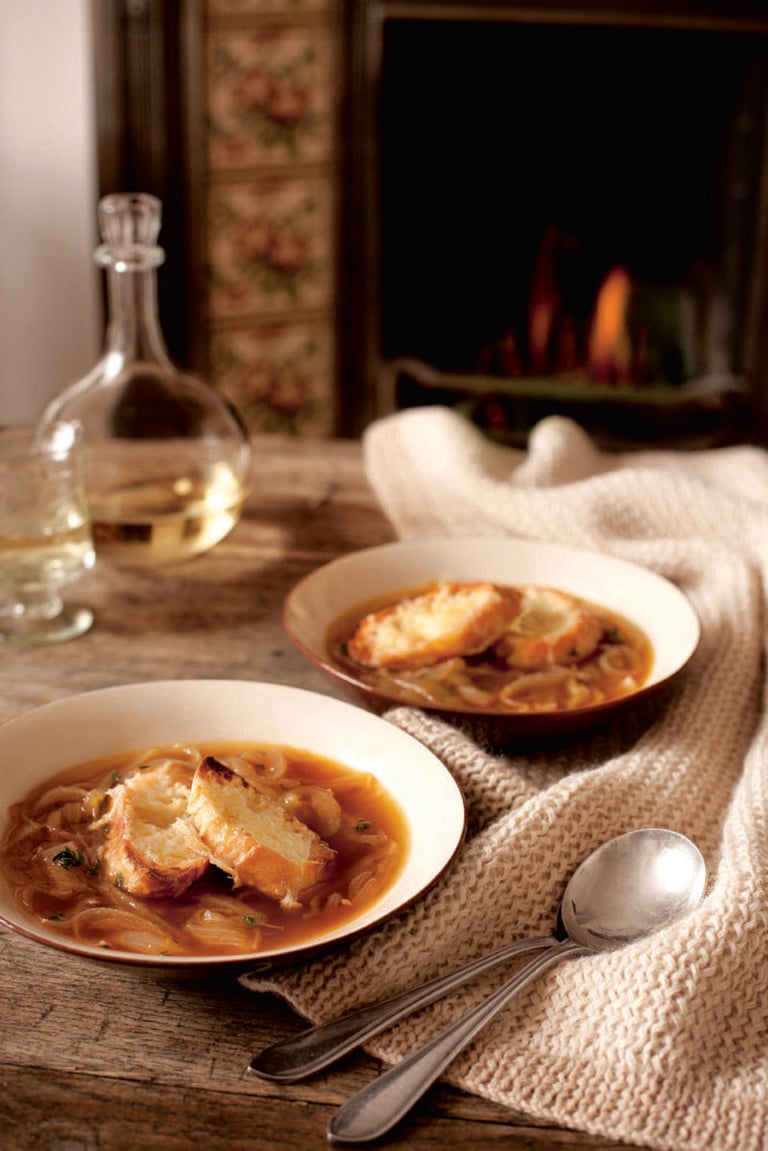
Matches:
[[0, 435, 648, 1151]]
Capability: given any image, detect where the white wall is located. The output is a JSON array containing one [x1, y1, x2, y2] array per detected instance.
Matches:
[[0, 0, 100, 425]]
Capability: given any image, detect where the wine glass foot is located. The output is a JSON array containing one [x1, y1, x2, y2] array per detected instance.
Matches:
[[0, 604, 94, 645]]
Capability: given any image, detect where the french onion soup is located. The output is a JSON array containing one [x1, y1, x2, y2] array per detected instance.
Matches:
[[327, 580, 653, 713], [0, 741, 408, 957]]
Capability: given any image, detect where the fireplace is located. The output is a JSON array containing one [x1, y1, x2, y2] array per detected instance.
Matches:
[[339, 1, 768, 447]]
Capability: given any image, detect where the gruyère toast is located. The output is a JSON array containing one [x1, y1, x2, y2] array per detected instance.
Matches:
[[493, 586, 602, 669], [99, 760, 209, 898], [187, 756, 335, 907], [347, 581, 520, 671]]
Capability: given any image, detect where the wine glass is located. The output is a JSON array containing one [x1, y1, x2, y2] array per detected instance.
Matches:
[[0, 421, 95, 644]]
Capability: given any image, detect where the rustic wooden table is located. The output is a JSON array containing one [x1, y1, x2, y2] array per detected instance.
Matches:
[[0, 435, 647, 1151]]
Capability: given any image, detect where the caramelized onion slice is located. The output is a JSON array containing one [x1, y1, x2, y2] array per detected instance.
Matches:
[[183, 905, 263, 953], [69, 906, 179, 954]]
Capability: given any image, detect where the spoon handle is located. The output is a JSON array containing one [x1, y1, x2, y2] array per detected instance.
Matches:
[[246, 934, 555, 1082], [327, 938, 588, 1145]]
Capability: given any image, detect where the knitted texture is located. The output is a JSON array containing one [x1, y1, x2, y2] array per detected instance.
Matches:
[[247, 409, 768, 1151]]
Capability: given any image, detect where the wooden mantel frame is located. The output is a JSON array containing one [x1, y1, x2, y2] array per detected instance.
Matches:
[[90, 0, 206, 376]]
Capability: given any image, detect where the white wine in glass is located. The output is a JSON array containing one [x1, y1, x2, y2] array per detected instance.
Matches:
[[0, 422, 95, 644]]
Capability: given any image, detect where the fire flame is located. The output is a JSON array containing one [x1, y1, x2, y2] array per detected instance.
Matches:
[[529, 295, 557, 373], [589, 266, 632, 382], [528, 225, 561, 374]]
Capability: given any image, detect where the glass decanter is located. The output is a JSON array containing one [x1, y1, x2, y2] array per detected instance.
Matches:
[[40, 192, 252, 565]]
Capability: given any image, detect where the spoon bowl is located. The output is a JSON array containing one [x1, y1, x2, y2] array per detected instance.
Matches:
[[562, 827, 706, 949], [327, 827, 706, 1145]]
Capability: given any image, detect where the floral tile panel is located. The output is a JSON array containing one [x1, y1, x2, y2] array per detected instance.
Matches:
[[210, 319, 337, 436], [207, 24, 336, 171], [207, 177, 335, 319]]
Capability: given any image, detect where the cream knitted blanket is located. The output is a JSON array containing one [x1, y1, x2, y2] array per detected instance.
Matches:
[[246, 408, 768, 1151]]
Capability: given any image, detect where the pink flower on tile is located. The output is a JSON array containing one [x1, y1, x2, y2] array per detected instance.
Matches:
[[232, 65, 273, 111], [267, 80, 311, 126], [237, 218, 274, 261], [268, 370, 313, 415], [221, 135, 251, 160], [267, 230, 310, 274]]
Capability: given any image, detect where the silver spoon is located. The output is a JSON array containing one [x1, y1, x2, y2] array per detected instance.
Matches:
[[246, 933, 556, 1082], [327, 827, 706, 1146]]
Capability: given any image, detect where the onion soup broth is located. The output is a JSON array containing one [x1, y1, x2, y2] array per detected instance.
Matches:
[[0, 741, 409, 958], [328, 581, 653, 714]]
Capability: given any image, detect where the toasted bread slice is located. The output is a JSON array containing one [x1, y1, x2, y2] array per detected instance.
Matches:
[[99, 760, 209, 898], [347, 581, 521, 671], [187, 757, 335, 907], [493, 586, 602, 669]]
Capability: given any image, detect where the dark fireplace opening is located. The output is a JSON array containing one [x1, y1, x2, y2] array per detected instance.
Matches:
[[341, 4, 768, 448]]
